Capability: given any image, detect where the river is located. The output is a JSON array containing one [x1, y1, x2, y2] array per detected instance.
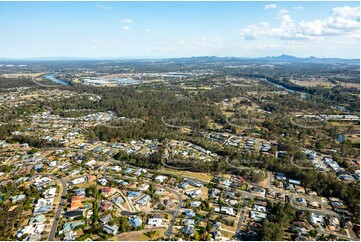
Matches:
[[44, 74, 71, 86], [259, 78, 295, 93]]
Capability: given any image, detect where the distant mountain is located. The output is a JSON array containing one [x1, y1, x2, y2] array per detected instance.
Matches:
[[167, 55, 359, 65], [262, 54, 301, 61], [0, 54, 359, 65], [257, 54, 359, 64]]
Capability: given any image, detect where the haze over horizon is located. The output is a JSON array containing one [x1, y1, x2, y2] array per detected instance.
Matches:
[[0, 1, 360, 59], [0, 54, 359, 61]]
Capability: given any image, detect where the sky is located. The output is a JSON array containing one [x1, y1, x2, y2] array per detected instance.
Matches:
[[0, 1, 360, 59]]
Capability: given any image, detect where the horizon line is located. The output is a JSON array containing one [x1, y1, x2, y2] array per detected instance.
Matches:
[[0, 54, 360, 61]]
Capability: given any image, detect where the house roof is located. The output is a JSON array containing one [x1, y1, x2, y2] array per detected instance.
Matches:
[[127, 191, 141, 197], [100, 214, 113, 224], [71, 196, 84, 202], [182, 218, 195, 225], [99, 201, 112, 213], [73, 188, 86, 195], [29, 214, 46, 224], [64, 210, 84, 219], [129, 216, 142, 228], [103, 224, 119, 235], [62, 221, 85, 232], [101, 187, 112, 193], [181, 225, 195, 236], [68, 200, 84, 211]]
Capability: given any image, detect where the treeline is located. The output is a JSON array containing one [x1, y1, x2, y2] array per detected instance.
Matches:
[[0, 123, 19, 140], [258, 76, 359, 112], [0, 77, 36, 89], [11, 135, 64, 148]]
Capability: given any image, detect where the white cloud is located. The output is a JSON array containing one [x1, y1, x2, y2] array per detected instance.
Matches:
[[196, 36, 223, 48], [122, 26, 130, 31], [265, 4, 278, 10], [146, 29, 159, 34], [332, 6, 360, 20], [239, 6, 360, 41], [95, 4, 111, 10], [278, 9, 289, 14], [121, 18, 133, 24], [293, 6, 304, 10]]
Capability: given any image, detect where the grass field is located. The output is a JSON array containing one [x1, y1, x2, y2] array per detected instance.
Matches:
[[290, 78, 334, 87], [163, 168, 214, 182], [1, 73, 44, 78], [110, 228, 166, 241]]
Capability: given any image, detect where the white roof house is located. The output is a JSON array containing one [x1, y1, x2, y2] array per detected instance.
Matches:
[[185, 189, 202, 198], [252, 205, 267, 213], [215, 206, 235, 216], [311, 213, 325, 227], [250, 211, 268, 221], [85, 159, 97, 167], [43, 187, 57, 199], [147, 218, 163, 227], [154, 175, 168, 183], [70, 177, 87, 185]]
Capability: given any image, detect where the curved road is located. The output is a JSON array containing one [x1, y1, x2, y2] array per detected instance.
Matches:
[[161, 186, 183, 237], [290, 115, 324, 129], [161, 115, 191, 129], [225, 156, 254, 171], [46, 174, 67, 241], [160, 157, 193, 170]]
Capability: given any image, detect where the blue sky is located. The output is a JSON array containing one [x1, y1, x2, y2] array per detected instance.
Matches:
[[0, 1, 359, 59]]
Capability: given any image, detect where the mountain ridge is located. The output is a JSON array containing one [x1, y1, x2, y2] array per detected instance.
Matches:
[[0, 54, 359, 64]]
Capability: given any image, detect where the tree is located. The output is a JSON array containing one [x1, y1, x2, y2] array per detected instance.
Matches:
[[261, 220, 284, 241], [309, 229, 317, 238]]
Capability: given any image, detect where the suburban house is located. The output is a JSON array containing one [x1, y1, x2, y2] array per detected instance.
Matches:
[[185, 189, 201, 198], [181, 225, 195, 236], [112, 196, 125, 206], [190, 201, 202, 208], [99, 200, 113, 213], [103, 224, 119, 236], [184, 210, 196, 218], [64, 230, 77, 241], [250, 186, 266, 197], [129, 216, 142, 228], [178, 182, 189, 189], [135, 195, 150, 206], [127, 191, 141, 198], [73, 188, 86, 196], [154, 175, 168, 183], [182, 218, 195, 226], [101, 187, 114, 196], [147, 218, 163, 227], [64, 210, 85, 220], [310, 213, 325, 227], [250, 211, 268, 221], [70, 177, 87, 185], [29, 214, 45, 225], [253, 205, 267, 213], [67, 196, 84, 211], [11, 194, 26, 203], [60, 221, 85, 233], [100, 214, 113, 225], [215, 206, 235, 216]]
